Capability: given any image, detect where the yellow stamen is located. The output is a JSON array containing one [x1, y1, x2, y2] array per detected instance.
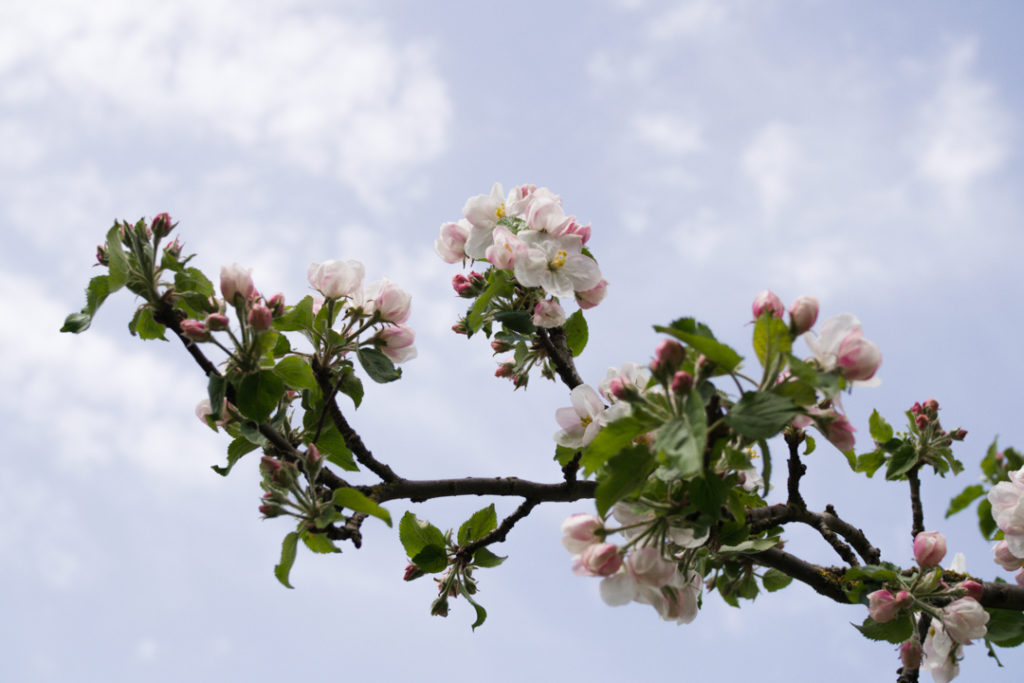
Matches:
[[551, 249, 567, 269], [495, 202, 506, 219], [580, 415, 593, 428]]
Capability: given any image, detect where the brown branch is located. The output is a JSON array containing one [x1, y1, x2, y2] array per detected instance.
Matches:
[[748, 503, 881, 565], [372, 476, 597, 504], [784, 430, 807, 508], [907, 465, 924, 537], [748, 547, 849, 604], [456, 498, 540, 562], [536, 326, 583, 389]]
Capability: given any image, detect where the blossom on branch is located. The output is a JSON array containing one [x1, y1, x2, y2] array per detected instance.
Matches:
[[307, 259, 365, 300], [803, 313, 882, 382]]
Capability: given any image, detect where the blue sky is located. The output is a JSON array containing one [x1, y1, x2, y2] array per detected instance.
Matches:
[[2, 1, 1023, 681]]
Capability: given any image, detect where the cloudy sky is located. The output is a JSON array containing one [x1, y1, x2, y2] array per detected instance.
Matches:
[[2, 1, 1023, 681]]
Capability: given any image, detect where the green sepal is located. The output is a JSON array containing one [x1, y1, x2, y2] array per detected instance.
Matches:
[[356, 347, 402, 383], [458, 504, 497, 545], [563, 310, 589, 357], [274, 531, 300, 589], [332, 488, 392, 526]]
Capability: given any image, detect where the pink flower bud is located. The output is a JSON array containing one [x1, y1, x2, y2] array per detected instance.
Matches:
[[561, 514, 604, 553], [752, 290, 784, 319], [95, 243, 109, 266], [915, 414, 930, 430], [922, 398, 939, 415], [260, 456, 282, 477], [836, 330, 882, 381], [378, 324, 417, 363], [900, 640, 922, 669], [867, 589, 911, 623], [993, 540, 1023, 571], [451, 321, 467, 335], [267, 292, 286, 316], [942, 597, 990, 643], [205, 313, 230, 331], [495, 362, 515, 378], [180, 319, 209, 341], [949, 428, 967, 441], [911, 401, 922, 414], [403, 563, 425, 581], [575, 279, 608, 310], [651, 339, 686, 377], [248, 304, 273, 331], [788, 296, 818, 334], [825, 412, 857, 452], [959, 580, 984, 602], [607, 376, 637, 402], [434, 220, 470, 264], [220, 263, 256, 304], [577, 543, 622, 577], [913, 531, 947, 567], [151, 212, 175, 238], [452, 274, 476, 297], [671, 371, 694, 395], [532, 299, 566, 328]]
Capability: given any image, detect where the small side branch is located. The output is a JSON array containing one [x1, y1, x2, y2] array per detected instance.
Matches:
[[784, 430, 806, 508], [748, 503, 881, 565], [373, 476, 597, 504], [907, 465, 924, 537], [748, 547, 849, 604], [456, 498, 540, 562], [536, 327, 583, 389]]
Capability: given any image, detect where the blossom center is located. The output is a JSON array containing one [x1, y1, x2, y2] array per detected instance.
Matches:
[[495, 203, 506, 220], [551, 249, 568, 269], [580, 415, 593, 428]]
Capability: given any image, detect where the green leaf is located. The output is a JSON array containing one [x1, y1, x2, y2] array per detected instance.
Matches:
[[595, 445, 656, 517], [332, 488, 392, 527], [724, 392, 800, 440], [301, 530, 340, 554], [762, 568, 793, 592], [493, 310, 535, 334], [274, 531, 300, 589], [173, 267, 214, 298], [978, 498, 997, 539], [884, 443, 919, 481], [554, 444, 578, 467], [458, 504, 497, 545], [411, 544, 448, 574], [690, 471, 729, 516], [986, 608, 1024, 647], [207, 374, 227, 422], [843, 563, 903, 584], [718, 537, 780, 553], [581, 415, 653, 474], [356, 347, 402, 383], [946, 484, 985, 518], [337, 371, 363, 409], [461, 585, 488, 631], [752, 313, 791, 367], [62, 275, 113, 333], [236, 370, 285, 422], [211, 437, 259, 476], [658, 387, 708, 478], [472, 547, 507, 568], [654, 318, 742, 374], [563, 310, 589, 357], [803, 435, 816, 455], [399, 512, 447, 559], [853, 614, 915, 643], [868, 409, 894, 443], [128, 306, 167, 340], [274, 356, 319, 392], [467, 270, 512, 335], [315, 426, 357, 471], [105, 225, 129, 292], [60, 312, 92, 333], [855, 450, 886, 478], [274, 295, 314, 332]]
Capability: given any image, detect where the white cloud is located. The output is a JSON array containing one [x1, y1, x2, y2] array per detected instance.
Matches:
[[647, 0, 727, 41], [0, 0, 451, 206], [630, 112, 703, 156], [741, 122, 800, 220], [914, 38, 1010, 203]]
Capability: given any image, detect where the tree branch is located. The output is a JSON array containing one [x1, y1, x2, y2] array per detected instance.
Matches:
[[536, 326, 583, 389], [748, 503, 881, 565], [372, 476, 597, 504], [907, 465, 925, 537], [748, 547, 849, 604], [456, 498, 540, 562]]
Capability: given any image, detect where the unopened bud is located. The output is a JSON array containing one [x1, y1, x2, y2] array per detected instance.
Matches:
[[959, 580, 984, 602], [452, 273, 485, 298], [180, 319, 210, 341], [205, 313, 230, 331], [752, 290, 784, 319], [651, 339, 686, 378], [900, 640, 922, 670], [451, 321, 468, 335], [430, 596, 449, 617], [911, 401, 922, 415], [949, 428, 967, 441], [512, 374, 529, 389], [788, 295, 818, 334], [403, 563, 425, 581], [495, 362, 515, 378], [267, 292, 286, 317], [163, 237, 183, 258], [671, 370, 694, 395], [922, 398, 939, 416], [95, 243, 109, 266], [260, 456, 282, 477], [491, 339, 514, 354], [608, 376, 638, 401], [151, 212, 175, 238], [248, 304, 273, 331], [306, 444, 322, 466], [915, 414, 930, 430]]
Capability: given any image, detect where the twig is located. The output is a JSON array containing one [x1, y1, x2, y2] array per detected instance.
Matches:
[[907, 465, 925, 537], [535, 327, 583, 389], [456, 498, 540, 562], [372, 476, 597, 504]]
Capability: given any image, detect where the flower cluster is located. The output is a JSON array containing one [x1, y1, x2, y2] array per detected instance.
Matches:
[[989, 464, 1024, 585]]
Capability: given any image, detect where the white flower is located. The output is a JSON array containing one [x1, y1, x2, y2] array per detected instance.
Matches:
[[922, 621, 961, 683], [307, 259, 365, 300], [514, 232, 601, 298], [554, 384, 607, 448], [988, 465, 1024, 556], [803, 313, 882, 384], [942, 597, 989, 644]]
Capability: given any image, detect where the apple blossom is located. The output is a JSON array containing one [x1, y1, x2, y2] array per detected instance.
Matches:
[[532, 299, 566, 328], [804, 313, 882, 382], [307, 259, 364, 300], [598, 362, 649, 403], [867, 589, 911, 623], [435, 219, 470, 263], [599, 570, 638, 606], [988, 465, 1024, 556], [636, 569, 702, 624], [463, 183, 508, 258], [788, 295, 818, 334], [941, 597, 989, 644], [994, 540, 1024, 571], [900, 639, 922, 670], [752, 290, 784, 319], [914, 531, 947, 567], [794, 408, 857, 451], [554, 384, 608, 448], [485, 225, 525, 269], [561, 514, 604, 554], [574, 542, 622, 577], [922, 620, 960, 683], [575, 278, 608, 309], [513, 233, 602, 298], [248, 303, 273, 330], [180, 318, 209, 341], [220, 263, 256, 303], [365, 277, 412, 324], [378, 324, 417, 363], [626, 546, 677, 587]]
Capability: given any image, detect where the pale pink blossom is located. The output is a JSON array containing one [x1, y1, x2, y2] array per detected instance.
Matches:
[[378, 324, 417, 363], [993, 540, 1023, 571], [556, 216, 591, 244], [435, 220, 471, 263], [752, 290, 784, 318], [900, 640, 922, 670], [575, 279, 608, 309], [532, 299, 566, 328], [247, 304, 273, 331], [793, 406, 856, 451], [485, 225, 525, 269], [788, 295, 818, 334], [574, 542, 622, 577], [941, 597, 989, 644], [804, 313, 882, 382], [988, 465, 1024, 556], [599, 362, 650, 403], [626, 547, 677, 587], [914, 531, 947, 567], [220, 263, 256, 303], [867, 589, 911, 623], [636, 569, 702, 624], [365, 277, 412, 324], [307, 260, 365, 300], [514, 232, 602, 298], [561, 514, 604, 554], [667, 524, 710, 548], [599, 570, 638, 606], [922, 621, 960, 683], [554, 384, 607, 448], [463, 183, 507, 258]]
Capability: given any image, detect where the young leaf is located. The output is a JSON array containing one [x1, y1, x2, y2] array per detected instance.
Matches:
[[753, 313, 791, 368], [274, 531, 300, 589], [472, 547, 507, 568], [274, 356, 319, 392], [868, 409, 894, 443], [724, 392, 800, 440], [315, 426, 357, 471], [274, 295, 314, 332], [563, 310, 589, 357], [458, 504, 498, 545], [356, 347, 402, 383], [332, 488, 392, 527], [581, 415, 655, 474], [493, 310, 535, 334], [595, 445, 656, 517], [653, 319, 742, 373], [207, 373, 227, 422], [762, 568, 793, 592], [399, 512, 447, 559], [986, 608, 1024, 647], [946, 484, 985, 518], [884, 443, 918, 481], [211, 437, 259, 476], [105, 224, 129, 292], [236, 370, 286, 422], [301, 530, 340, 554], [853, 615, 915, 644], [128, 306, 167, 340]]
